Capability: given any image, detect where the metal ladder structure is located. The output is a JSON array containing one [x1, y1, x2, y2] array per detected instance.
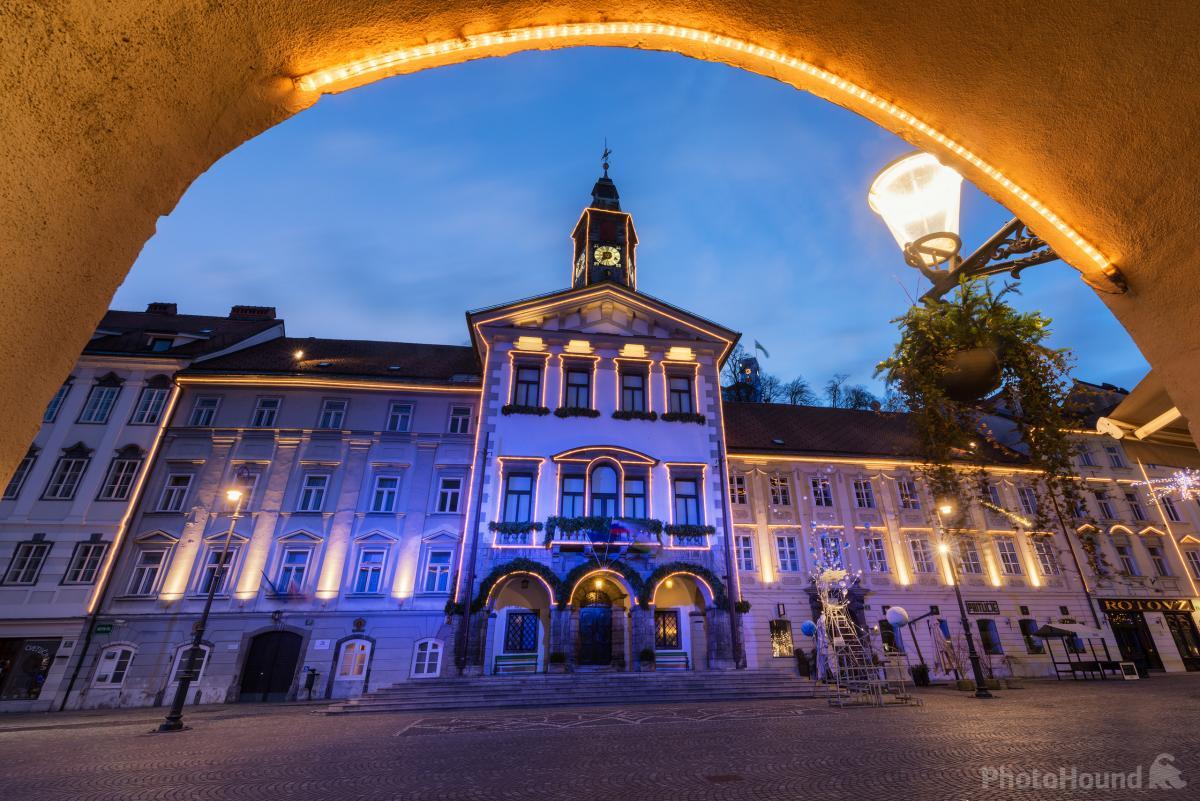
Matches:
[[824, 603, 887, 707]]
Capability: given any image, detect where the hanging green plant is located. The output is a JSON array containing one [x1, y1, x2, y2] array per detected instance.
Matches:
[[877, 279, 1081, 525]]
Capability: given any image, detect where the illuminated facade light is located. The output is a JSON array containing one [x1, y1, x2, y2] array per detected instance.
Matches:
[[564, 339, 593, 354], [514, 335, 545, 351], [620, 343, 647, 358], [665, 346, 695, 361]]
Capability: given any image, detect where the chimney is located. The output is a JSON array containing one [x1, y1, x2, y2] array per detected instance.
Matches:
[[145, 302, 177, 315], [228, 305, 277, 321]]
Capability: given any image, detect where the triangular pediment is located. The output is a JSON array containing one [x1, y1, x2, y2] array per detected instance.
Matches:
[[468, 282, 739, 360]]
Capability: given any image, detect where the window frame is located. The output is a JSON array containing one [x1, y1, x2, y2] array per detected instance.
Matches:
[[1161, 494, 1182, 522], [503, 610, 539, 653], [994, 535, 1024, 575], [156, 473, 194, 513], [97, 455, 142, 501], [92, 646, 136, 688], [1017, 487, 1039, 517], [169, 643, 211, 684], [908, 536, 935, 574], [768, 475, 791, 507], [369, 475, 399, 513], [187, 396, 221, 427], [3, 453, 36, 500], [126, 547, 168, 596], [976, 619, 1004, 655], [296, 473, 330, 513], [337, 639, 371, 679], [63, 541, 108, 585], [194, 544, 239, 596], [1146, 543, 1171, 577], [421, 548, 453, 594], [3, 541, 52, 585], [1115, 543, 1140, 576], [1184, 550, 1200, 580], [435, 476, 463, 514], [654, 610, 681, 649], [671, 477, 702, 525], [1104, 445, 1128, 468], [275, 546, 313, 594], [957, 536, 983, 574], [810, 476, 834, 508], [250, 396, 282, 428], [620, 370, 647, 412], [411, 639, 443, 678], [562, 365, 592, 409], [1032, 536, 1061, 576], [735, 533, 755, 572], [385, 401, 413, 433], [43, 380, 72, 423], [512, 365, 542, 407], [129, 385, 170, 425], [317, 398, 348, 430], [352, 547, 387, 594], [622, 475, 647, 519], [590, 464, 619, 518], [77, 384, 121, 424], [501, 472, 534, 523], [897, 479, 921, 510], [447, 405, 472, 434], [667, 374, 694, 414], [42, 454, 90, 500], [560, 473, 585, 517], [729, 474, 748, 506], [775, 535, 800, 572], [853, 478, 876, 509], [864, 535, 889, 573], [1124, 491, 1146, 521]]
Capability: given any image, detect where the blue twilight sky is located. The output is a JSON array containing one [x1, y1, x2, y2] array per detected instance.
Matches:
[[115, 48, 1148, 395]]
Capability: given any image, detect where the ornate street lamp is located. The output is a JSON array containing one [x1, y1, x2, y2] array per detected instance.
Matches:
[[935, 502, 994, 699], [869, 152, 1077, 303], [158, 465, 251, 732]]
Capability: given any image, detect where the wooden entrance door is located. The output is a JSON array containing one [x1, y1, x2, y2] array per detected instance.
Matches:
[[239, 631, 302, 702]]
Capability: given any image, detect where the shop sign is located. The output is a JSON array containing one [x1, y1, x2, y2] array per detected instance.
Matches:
[[1099, 598, 1195, 613], [93, 623, 113, 634], [966, 601, 1000, 615]]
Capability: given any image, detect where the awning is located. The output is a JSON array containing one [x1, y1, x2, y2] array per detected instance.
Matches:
[[1033, 622, 1105, 639]]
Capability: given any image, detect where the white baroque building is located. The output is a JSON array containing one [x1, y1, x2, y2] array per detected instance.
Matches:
[[3, 172, 1199, 711]]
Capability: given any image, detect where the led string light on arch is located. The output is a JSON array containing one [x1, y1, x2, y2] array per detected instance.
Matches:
[[294, 21, 1115, 280]]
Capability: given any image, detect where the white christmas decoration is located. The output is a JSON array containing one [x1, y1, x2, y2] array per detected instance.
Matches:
[[1137, 468, 1200, 502]]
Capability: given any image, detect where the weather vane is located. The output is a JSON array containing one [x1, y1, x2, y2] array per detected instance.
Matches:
[[601, 139, 612, 176]]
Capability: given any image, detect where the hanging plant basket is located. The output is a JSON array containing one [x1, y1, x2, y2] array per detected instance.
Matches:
[[940, 346, 1002, 402]]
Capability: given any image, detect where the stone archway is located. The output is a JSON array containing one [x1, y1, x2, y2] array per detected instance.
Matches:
[[5, 3, 1200, 475]]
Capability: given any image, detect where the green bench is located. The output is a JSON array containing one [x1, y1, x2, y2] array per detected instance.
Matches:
[[494, 653, 539, 674], [655, 650, 690, 670]]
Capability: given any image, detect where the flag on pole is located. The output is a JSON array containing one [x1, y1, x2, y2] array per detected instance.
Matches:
[[754, 340, 770, 359]]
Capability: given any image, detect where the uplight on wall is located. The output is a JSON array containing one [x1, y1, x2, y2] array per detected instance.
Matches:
[[515, 336, 546, 351], [620, 343, 647, 358], [564, 339, 593, 354], [666, 346, 695, 361]]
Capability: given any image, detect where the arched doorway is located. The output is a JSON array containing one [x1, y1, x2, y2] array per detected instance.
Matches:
[[578, 589, 613, 666], [239, 631, 303, 702], [652, 573, 714, 670], [570, 575, 633, 670], [483, 573, 553, 674]]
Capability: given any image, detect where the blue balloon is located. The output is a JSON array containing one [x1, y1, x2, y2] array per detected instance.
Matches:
[[800, 620, 817, 637]]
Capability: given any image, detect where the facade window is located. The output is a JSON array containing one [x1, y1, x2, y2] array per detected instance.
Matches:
[[448, 405, 471, 434], [170, 644, 211, 684], [79, 384, 120, 424], [897, 479, 920, 510], [672, 478, 701, 525], [64, 541, 107, 584], [513, 366, 541, 407], [735, 534, 755, 571], [864, 536, 889, 573], [297, 474, 329, 512], [1033, 537, 1061, 575], [43, 454, 89, 500], [318, 399, 347, 429], [337, 641, 370, 678], [623, 477, 647, 518], [853, 479, 876, 509], [1161, 495, 1182, 522], [251, 397, 281, 427], [93, 646, 135, 687], [436, 477, 462, 513], [502, 473, 533, 523], [560, 475, 585, 517], [4, 542, 50, 585], [1115, 543, 1140, 576], [995, 536, 1023, 575], [386, 402, 413, 432], [43, 381, 71, 422], [563, 367, 591, 408], [127, 549, 167, 595], [810, 476, 834, 508], [729, 474, 747, 505], [976, 619, 1004, 654], [987, 483, 1003, 508], [370, 476, 399, 513], [590, 465, 619, 517], [775, 535, 800, 572], [908, 537, 935, 574], [1125, 492, 1146, 521], [503, 611, 539, 653], [1185, 551, 1200, 580], [411, 639, 442, 677], [654, 610, 681, 649], [620, 372, 646, 412], [1017, 487, 1039, 517], [819, 532, 845, 569], [1104, 445, 1127, 468], [667, 375, 693, 414], [1078, 448, 1097, 467], [224, 469, 260, 512], [1019, 619, 1045, 654], [423, 550, 452, 593], [156, 474, 193, 512], [1094, 491, 1116, 519], [957, 537, 983, 574], [197, 547, 236, 595], [3, 453, 36, 500], [188, 396, 220, 427], [353, 548, 386, 594], [769, 619, 794, 657], [130, 386, 169, 425], [276, 548, 311, 594], [148, 337, 173, 352], [1146, 543, 1171, 577], [768, 475, 791, 507], [98, 455, 142, 501]]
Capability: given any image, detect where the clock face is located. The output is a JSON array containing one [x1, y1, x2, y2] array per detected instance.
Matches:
[[593, 245, 621, 267]]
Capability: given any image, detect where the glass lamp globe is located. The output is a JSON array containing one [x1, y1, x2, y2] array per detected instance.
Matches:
[[868, 152, 964, 268]]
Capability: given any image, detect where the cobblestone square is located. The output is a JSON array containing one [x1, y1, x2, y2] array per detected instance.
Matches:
[[1, 676, 1196, 801]]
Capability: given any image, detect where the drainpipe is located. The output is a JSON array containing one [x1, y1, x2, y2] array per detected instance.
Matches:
[[457, 432, 490, 674], [715, 441, 745, 668], [60, 383, 183, 710], [1048, 490, 1103, 629]]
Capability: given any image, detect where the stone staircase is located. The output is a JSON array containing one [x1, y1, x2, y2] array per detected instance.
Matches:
[[327, 670, 839, 714]]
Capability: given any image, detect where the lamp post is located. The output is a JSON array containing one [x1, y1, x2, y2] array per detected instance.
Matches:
[[158, 465, 250, 732], [867, 152, 1124, 303], [935, 502, 994, 699]]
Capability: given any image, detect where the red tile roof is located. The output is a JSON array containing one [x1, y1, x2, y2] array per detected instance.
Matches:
[[86, 308, 281, 358]]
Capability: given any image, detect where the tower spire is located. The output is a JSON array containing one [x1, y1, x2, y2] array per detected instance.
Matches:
[[590, 140, 620, 211]]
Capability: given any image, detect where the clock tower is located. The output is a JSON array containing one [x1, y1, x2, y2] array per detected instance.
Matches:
[[571, 155, 638, 290]]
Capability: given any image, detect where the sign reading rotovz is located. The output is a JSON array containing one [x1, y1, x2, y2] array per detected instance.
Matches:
[[1099, 598, 1195, 613]]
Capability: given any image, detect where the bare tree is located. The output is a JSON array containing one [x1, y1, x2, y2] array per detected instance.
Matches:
[[722, 343, 750, 387], [759, 374, 784, 402], [825, 373, 880, 410], [825, 373, 849, 408], [782, 377, 817, 405]]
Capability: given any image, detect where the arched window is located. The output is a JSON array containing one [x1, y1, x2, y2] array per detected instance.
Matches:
[[337, 640, 371, 679], [411, 639, 442, 679], [93, 645, 136, 687], [590, 465, 618, 517], [169, 643, 211, 683]]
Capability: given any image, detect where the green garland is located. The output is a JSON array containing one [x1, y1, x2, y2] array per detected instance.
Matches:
[[488, 521, 544, 534], [501, 404, 550, 416], [663, 524, 716, 538], [553, 407, 602, 418], [469, 558, 564, 613], [612, 410, 658, 421], [559, 559, 647, 608], [660, 411, 707, 424], [544, 515, 664, 545], [643, 561, 728, 609]]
